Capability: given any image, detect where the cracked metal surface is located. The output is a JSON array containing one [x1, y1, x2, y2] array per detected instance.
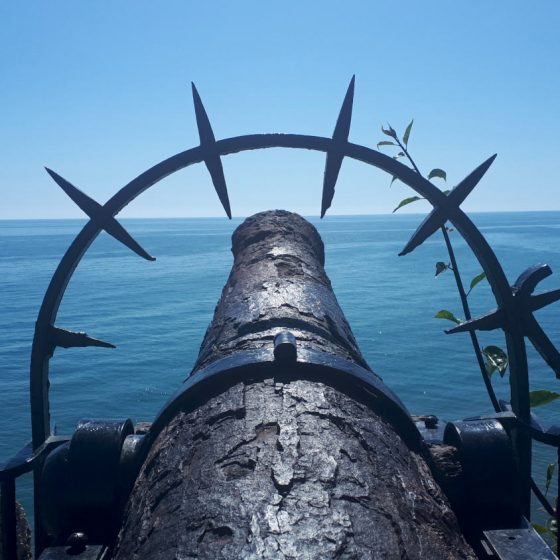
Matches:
[[113, 380, 474, 560], [193, 210, 369, 373]]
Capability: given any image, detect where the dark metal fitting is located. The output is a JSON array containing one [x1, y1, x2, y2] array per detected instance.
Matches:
[[39, 419, 134, 547], [424, 415, 438, 429], [66, 532, 87, 553], [273, 331, 297, 363], [444, 418, 522, 516]]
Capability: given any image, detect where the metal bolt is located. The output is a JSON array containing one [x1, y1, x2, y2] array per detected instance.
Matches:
[[274, 331, 297, 363], [424, 415, 438, 429], [67, 532, 88, 554]]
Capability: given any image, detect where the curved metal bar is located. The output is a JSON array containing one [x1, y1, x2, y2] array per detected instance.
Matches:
[[31, 147, 202, 447], [0, 436, 70, 483], [31, 132, 522, 456], [147, 347, 421, 464]]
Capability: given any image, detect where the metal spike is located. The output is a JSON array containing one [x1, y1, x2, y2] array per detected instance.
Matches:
[[45, 168, 100, 217], [446, 309, 504, 334], [103, 219, 156, 261], [192, 83, 216, 145], [204, 159, 232, 219], [399, 155, 497, 256], [530, 289, 560, 312], [513, 264, 551, 296], [46, 168, 155, 261], [50, 326, 116, 349], [399, 208, 444, 257], [321, 76, 355, 218], [525, 321, 560, 378], [448, 154, 497, 206], [191, 83, 232, 219]]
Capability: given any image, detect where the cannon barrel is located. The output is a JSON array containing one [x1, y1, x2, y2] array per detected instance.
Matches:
[[112, 210, 475, 559]]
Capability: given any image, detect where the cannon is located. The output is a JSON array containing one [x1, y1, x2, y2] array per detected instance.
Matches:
[[112, 210, 474, 559]]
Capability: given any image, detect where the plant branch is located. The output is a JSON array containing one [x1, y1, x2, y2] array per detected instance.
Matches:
[[441, 227, 500, 412], [391, 125, 557, 533], [396, 133, 501, 412], [394, 137, 422, 176]]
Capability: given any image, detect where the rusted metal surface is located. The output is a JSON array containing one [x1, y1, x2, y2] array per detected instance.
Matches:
[[38, 543, 104, 560], [116, 379, 475, 560]]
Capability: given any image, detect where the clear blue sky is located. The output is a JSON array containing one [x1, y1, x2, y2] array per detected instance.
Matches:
[[1, 1, 559, 219]]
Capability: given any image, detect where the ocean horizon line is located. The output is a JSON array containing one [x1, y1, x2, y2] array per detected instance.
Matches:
[[1, 209, 559, 222]]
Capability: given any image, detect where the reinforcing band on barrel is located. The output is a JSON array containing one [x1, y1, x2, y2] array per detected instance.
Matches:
[[145, 343, 421, 464]]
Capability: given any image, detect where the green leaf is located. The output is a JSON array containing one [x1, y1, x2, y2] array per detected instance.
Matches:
[[435, 262, 448, 277], [532, 523, 548, 535], [403, 119, 414, 146], [483, 346, 508, 377], [546, 462, 557, 493], [381, 124, 397, 139], [377, 141, 396, 149], [529, 390, 560, 408], [469, 272, 487, 291], [428, 168, 447, 181], [434, 310, 462, 324], [392, 196, 423, 213]]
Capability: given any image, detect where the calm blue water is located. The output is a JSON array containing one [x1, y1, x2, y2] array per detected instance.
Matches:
[[1, 212, 559, 524]]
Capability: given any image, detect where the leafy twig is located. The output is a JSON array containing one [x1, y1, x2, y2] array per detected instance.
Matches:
[[379, 121, 500, 412]]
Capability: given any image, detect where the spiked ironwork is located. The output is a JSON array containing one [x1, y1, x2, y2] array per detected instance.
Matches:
[[399, 154, 497, 256], [191, 83, 232, 218], [45, 168, 155, 261], [50, 326, 116, 351], [448, 264, 560, 377], [321, 75, 355, 218], [30, 122, 523, 452], [24, 81, 560, 543]]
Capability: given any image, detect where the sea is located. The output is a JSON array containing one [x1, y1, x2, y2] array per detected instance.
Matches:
[[1, 212, 559, 529]]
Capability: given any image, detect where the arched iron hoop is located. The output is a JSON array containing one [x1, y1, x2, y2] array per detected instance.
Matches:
[[30, 124, 550, 524], [30, 132, 525, 449]]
